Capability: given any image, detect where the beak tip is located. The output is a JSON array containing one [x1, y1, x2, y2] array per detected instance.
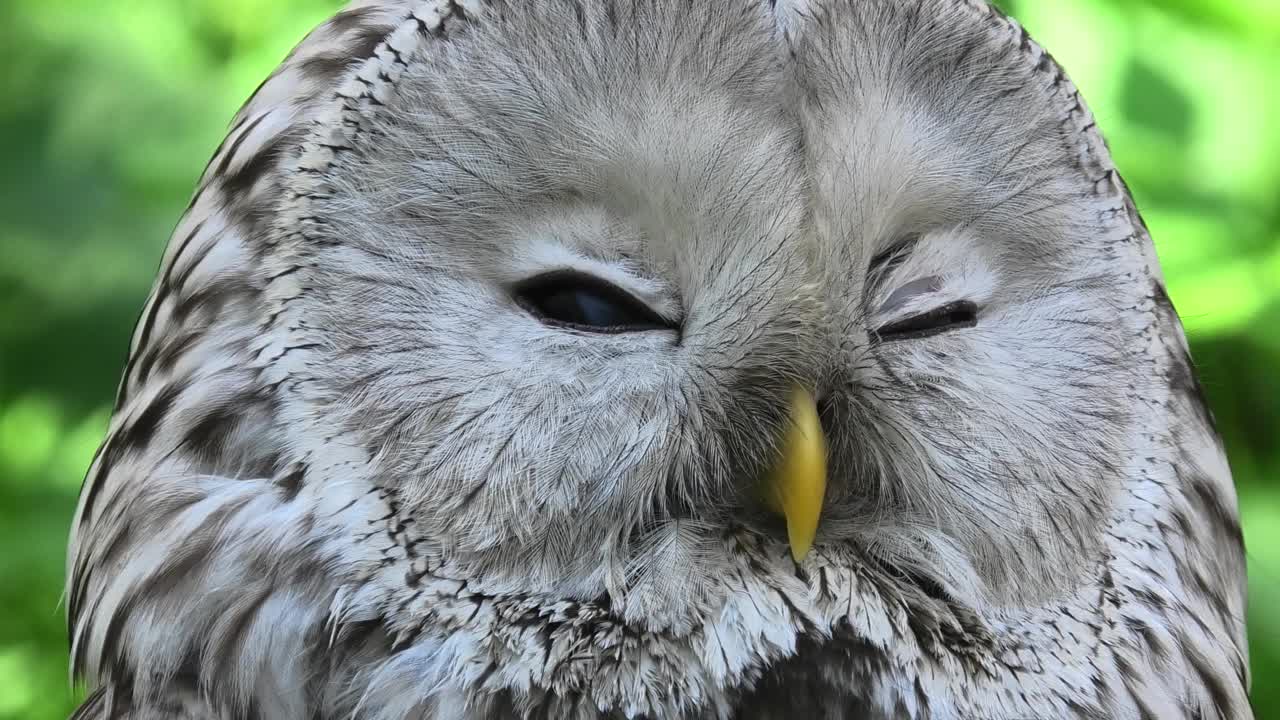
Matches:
[[787, 524, 816, 563], [789, 544, 809, 563]]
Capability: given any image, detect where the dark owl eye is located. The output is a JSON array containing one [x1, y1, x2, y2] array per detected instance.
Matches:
[[515, 270, 673, 333], [875, 300, 978, 342]]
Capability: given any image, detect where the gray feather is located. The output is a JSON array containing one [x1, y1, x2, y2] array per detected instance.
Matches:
[[67, 0, 1251, 717]]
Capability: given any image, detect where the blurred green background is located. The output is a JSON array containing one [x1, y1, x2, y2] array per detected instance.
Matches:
[[0, 0, 1275, 717]]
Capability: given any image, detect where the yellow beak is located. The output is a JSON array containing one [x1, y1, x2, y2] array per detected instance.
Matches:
[[762, 386, 828, 562]]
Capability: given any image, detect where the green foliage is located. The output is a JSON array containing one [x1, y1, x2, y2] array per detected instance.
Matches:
[[0, 1, 1275, 716]]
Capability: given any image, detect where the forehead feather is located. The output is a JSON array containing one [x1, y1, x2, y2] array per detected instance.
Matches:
[[329, 0, 811, 285]]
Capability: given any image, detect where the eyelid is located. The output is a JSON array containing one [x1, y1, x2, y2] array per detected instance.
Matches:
[[514, 269, 653, 311], [518, 267, 680, 326], [877, 275, 943, 316], [875, 300, 978, 342], [513, 269, 677, 333], [508, 245, 681, 324]]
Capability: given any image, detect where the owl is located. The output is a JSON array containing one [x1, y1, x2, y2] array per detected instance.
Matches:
[[66, 0, 1252, 718]]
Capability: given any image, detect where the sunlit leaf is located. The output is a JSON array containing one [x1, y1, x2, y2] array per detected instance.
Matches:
[[0, 395, 61, 478], [0, 645, 36, 716]]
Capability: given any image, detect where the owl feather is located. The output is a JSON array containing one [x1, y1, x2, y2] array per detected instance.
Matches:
[[67, 0, 1251, 718]]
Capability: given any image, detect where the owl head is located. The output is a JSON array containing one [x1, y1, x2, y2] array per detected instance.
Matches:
[[292, 0, 1146, 623], [68, 0, 1249, 717]]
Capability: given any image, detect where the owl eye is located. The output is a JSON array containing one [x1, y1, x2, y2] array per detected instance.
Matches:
[[515, 270, 673, 333], [875, 299, 978, 342]]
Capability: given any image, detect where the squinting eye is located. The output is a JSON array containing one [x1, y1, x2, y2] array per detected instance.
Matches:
[[515, 270, 673, 333], [875, 299, 978, 342]]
